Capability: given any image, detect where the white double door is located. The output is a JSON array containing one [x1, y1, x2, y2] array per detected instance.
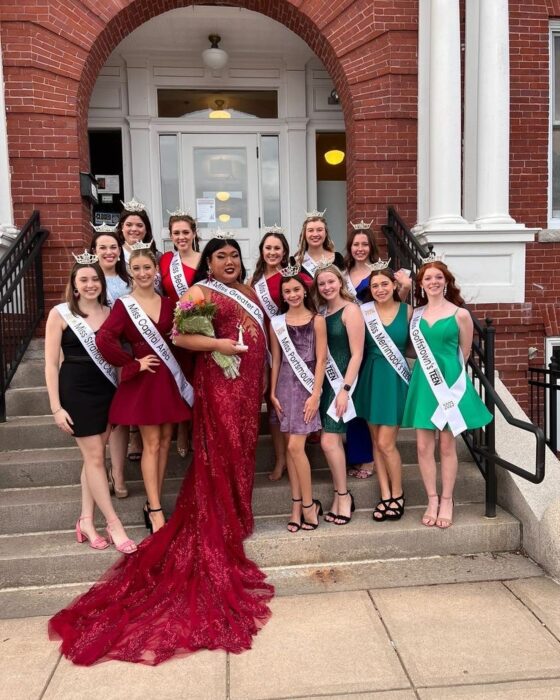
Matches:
[[180, 133, 260, 271]]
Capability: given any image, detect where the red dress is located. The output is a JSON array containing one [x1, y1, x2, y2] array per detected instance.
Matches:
[[95, 297, 191, 425], [48, 287, 273, 665], [159, 251, 197, 304]]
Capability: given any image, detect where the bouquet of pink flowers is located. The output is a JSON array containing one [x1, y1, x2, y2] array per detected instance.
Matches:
[[172, 298, 241, 379]]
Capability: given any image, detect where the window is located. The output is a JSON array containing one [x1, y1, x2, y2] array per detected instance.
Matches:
[[157, 90, 278, 119]]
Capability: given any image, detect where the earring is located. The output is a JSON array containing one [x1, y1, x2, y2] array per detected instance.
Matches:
[[73, 289, 79, 298], [444, 284, 448, 296], [207, 266, 213, 279], [421, 287, 425, 299], [304, 292, 307, 297]]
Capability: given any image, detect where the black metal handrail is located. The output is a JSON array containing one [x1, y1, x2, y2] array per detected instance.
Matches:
[[528, 358, 559, 454], [0, 211, 49, 422], [382, 206, 546, 516]]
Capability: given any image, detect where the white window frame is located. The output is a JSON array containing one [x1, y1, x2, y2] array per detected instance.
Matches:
[[549, 22, 560, 228]]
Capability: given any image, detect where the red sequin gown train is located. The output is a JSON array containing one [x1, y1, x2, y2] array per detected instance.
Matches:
[[48, 290, 274, 665]]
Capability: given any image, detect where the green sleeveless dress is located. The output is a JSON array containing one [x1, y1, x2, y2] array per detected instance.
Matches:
[[354, 302, 409, 426], [402, 312, 492, 431], [320, 307, 351, 434]]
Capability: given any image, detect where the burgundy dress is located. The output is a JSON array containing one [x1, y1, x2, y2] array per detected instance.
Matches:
[[48, 287, 273, 665], [159, 252, 197, 305], [95, 297, 191, 425]]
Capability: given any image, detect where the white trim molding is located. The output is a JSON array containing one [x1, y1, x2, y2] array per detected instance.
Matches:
[[0, 40, 13, 226]]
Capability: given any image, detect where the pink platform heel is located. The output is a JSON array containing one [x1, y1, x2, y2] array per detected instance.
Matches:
[[106, 518, 137, 554], [76, 516, 109, 550]]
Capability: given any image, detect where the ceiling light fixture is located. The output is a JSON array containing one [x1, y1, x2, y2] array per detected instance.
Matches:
[[202, 34, 228, 71], [324, 149, 345, 165], [216, 191, 230, 202], [209, 99, 231, 119], [218, 214, 231, 222]]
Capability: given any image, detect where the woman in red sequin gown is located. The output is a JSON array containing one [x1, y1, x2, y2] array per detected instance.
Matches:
[[48, 238, 273, 666]]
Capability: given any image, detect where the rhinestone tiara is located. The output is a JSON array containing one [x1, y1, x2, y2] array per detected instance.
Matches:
[[167, 208, 193, 218], [121, 197, 146, 213], [314, 255, 335, 274], [367, 258, 391, 272], [91, 222, 117, 234], [420, 251, 445, 266], [279, 261, 301, 277], [265, 223, 285, 235], [130, 241, 152, 251], [304, 208, 326, 219], [72, 250, 99, 265], [214, 229, 236, 240], [350, 219, 374, 231]]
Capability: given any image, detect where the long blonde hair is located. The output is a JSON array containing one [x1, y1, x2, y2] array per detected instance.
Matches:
[[311, 264, 355, 308]]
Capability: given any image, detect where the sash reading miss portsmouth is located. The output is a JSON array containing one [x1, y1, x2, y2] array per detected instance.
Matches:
[[120, 296, 194, 407], [409, 306, 467, 436], [270, 314, 315, 394], [55, 303, 118, 387]]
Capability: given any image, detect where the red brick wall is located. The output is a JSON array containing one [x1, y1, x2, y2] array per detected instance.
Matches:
[[1, 0, 559, 408]]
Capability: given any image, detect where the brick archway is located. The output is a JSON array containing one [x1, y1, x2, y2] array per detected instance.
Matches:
[[1, 0, 419, 307]]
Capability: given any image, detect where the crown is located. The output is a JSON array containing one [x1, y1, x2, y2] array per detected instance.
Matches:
[[350, 219, 374, 231], [279, 261, 301, 277], [72, 249, 99, 265], [91, 222, 117, 233], [130, 241, 152, 251], [121, 197, 146, 213], [367, 257, 391, 272], [214, 229, 236, 240], [420, 251, 445, 266], [315, 255, 335, 274], [304, 208, 326, 219], [167, 208, 193, 218], [265, 223, 284, 235]]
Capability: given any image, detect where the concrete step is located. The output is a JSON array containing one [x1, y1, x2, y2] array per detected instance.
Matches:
[[0, 504, 520, 589], [0, 461, 484, 535], [9, 359, 45, 389], [5, 386, 50, 416], [0, 551, 542, 619]]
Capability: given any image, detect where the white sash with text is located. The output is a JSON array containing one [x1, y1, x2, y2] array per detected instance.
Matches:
[[361, 302, 411, 384], [170, 252, 189, 299], [271, 314, 315, 395], [302, 252, 318, 277], [55, 303, 118, 387], [120, 296, 194, 407], [409, 307, 467, 436], [254, 275, 279, 320], [324, 351, 357, 423]]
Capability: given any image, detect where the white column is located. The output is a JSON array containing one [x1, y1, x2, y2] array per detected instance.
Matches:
[[0, 41, 13, 226], [474, 0, 515, 224], [415, 0, 430, 228], [425, 0, 466, 228]]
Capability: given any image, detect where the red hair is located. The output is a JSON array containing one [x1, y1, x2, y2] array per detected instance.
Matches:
[[414, 261, 464, 306]]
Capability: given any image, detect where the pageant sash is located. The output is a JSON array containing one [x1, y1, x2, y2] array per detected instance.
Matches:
[[169, 252, 189, 299], [324, 350, 357, 423], [271, 314, 315, 394], [254, 275, 279, 320], [409, 307, 467, 436], [199, 279, 271, 363], [302, 252, 318, 277], [120, 296, 194, 406], [343, 271, 359, 302], [361, 302, 411, 385], [55, 303, 118, 387]]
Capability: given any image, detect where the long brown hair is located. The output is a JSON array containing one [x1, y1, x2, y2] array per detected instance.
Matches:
[[65, 262, 107, 317], [343, 228, 379, 270], [89, 230, 129, 285], [362, 268, 400, 303], [252, 232, 290, 283], [294, 216, 335, 264], [414, 261, 464, 306], [116, 208, 157, 255], [279, 274, 317, 314], [168, 214, 200, 252]]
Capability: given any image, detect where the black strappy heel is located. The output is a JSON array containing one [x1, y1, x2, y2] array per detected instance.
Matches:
[[287, 497, 303, 533], [324, 489, 338, 523], [142, 500, 151, 530], [385, 493, 405, 521], [301, 499, 323, 531], [147, 506, 164, 534], [333, 490, 355, 525], [372, 497, 392, 522]]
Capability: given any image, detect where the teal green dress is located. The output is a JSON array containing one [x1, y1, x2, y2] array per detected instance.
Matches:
[[320, 307, 351, 434], [354, 302, 409, 426], [402, 312, 492, 431]]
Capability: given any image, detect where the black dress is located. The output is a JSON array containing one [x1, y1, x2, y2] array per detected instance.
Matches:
[[58, 326, 115, 437]]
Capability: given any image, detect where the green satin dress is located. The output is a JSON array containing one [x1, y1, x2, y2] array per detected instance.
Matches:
[[320, 307, 351, 434]]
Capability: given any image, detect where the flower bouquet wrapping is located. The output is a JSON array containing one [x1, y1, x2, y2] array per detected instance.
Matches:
[[172, 299, 241, 379]]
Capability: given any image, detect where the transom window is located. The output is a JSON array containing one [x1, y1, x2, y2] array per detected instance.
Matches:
[[157, 90, 278, 119]]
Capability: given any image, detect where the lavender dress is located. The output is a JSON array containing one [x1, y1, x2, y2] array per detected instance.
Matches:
[[275, 319, 321, 434]]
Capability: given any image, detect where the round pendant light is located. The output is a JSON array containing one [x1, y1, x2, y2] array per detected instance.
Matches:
[[216, 191, 230, 202], [202, 35, 228, 71], [324, 149, 345, 165]]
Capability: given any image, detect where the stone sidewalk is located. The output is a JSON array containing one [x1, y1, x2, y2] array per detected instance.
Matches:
[[4, 576, 560, 700]]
